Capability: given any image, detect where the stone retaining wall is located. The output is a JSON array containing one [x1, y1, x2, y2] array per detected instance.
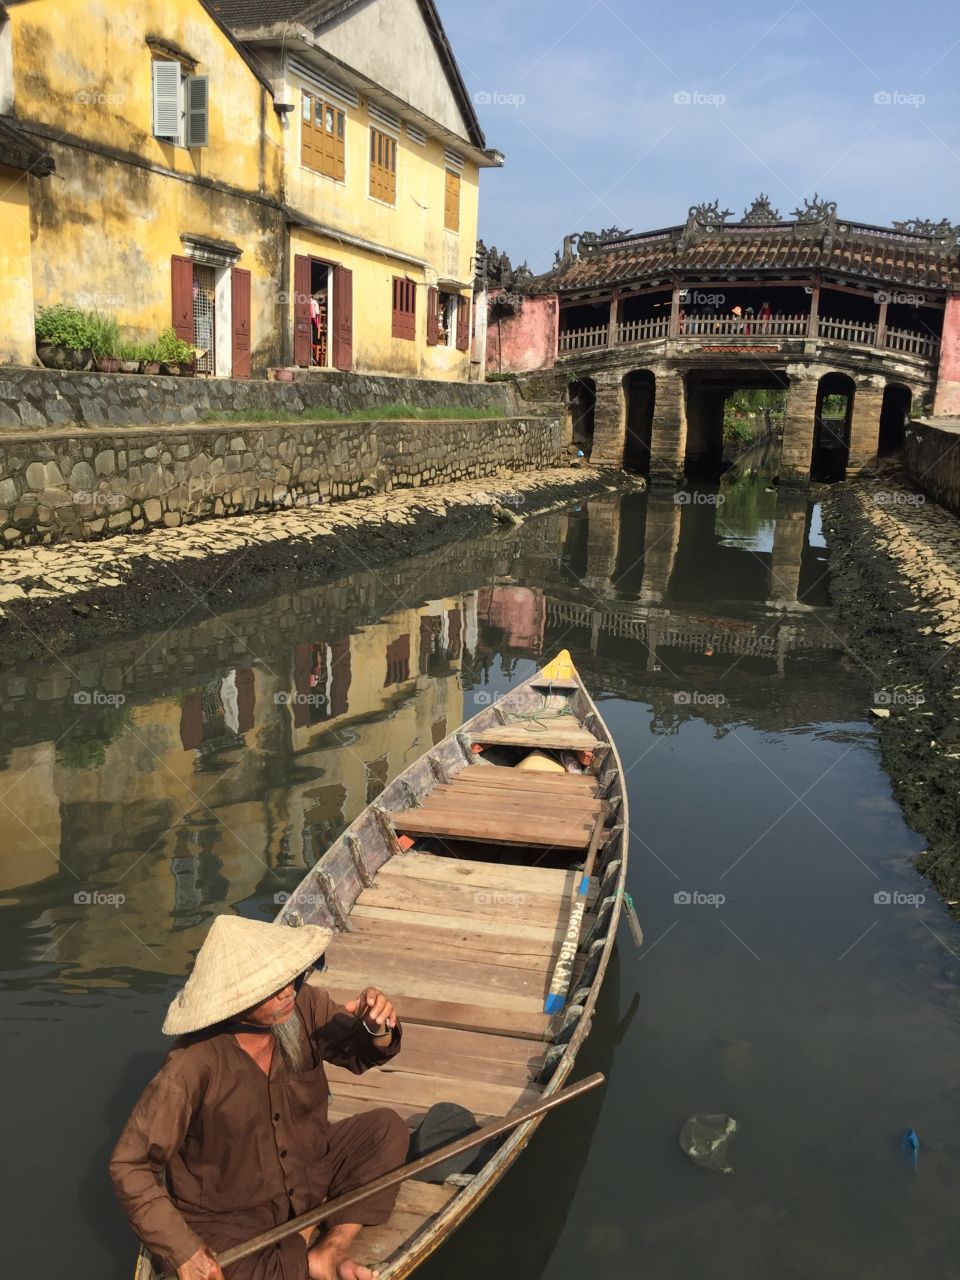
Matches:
[[0, 367, 522, 430], [0, 414, 563, 545], [904, 418, 960, 515]]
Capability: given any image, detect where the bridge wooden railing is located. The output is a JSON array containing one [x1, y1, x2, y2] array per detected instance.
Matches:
[[883, 325, 939, 358], [818, 316, 878, 345], [557, 313, 940, 360], [557, 323, 608, 353], [617, 316, 670, 343]]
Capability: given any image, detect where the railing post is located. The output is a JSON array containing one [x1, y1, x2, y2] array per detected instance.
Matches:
[[875, 298, 888, 349], [807, 281, 820, 339], [607, 292, 619, 348], [669, 284, 681, 339]]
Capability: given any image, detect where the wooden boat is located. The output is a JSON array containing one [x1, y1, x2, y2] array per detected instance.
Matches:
[[134, 649, 627, 1279]]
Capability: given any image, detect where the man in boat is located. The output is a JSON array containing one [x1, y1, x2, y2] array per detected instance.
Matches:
[[110, 914, 408, 1280]]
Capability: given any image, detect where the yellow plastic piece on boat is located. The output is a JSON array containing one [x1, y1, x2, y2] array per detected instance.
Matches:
[[540, 649, 575, 681]]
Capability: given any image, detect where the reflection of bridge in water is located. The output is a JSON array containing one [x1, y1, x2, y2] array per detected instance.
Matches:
[[545, 595, 829, 674]]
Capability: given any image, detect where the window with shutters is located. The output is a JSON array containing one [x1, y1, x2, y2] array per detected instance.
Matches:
[[152, 60, 208, 147], [301, 92, 345, 181], [444, 168, 461, 233], [391, 277, 416, 341], [437, 292, 457, 347], [369, 127, 397, 205]]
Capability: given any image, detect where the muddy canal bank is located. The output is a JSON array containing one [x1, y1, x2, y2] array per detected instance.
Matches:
[[824, 475, 960, 907], [0, 466, 618, 665]]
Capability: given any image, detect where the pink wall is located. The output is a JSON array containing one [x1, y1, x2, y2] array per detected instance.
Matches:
[[935, 294, 960, 416], [486, 292, 559, 374]]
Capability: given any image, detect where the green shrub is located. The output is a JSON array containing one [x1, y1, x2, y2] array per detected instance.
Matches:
[[156, 327, 194, 364], [86, 312, 122, 359], [35, 305, 91, 349], [36, 305, 122, 357]]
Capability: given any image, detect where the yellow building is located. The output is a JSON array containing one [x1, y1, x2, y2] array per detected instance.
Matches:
[[0, 0, 500, 380], [0, 112, 55, 367], [2, 0, 286, 375], [215, 0, 502, 380]]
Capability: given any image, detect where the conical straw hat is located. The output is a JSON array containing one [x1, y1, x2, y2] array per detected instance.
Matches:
[[163, 914, 333, 1035]]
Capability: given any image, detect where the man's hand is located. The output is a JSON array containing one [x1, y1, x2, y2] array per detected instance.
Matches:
[[343, 987, 396, 1035], [178, 1245, 224, 1280]]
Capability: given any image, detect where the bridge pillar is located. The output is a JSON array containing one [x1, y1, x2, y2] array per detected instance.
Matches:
[[769, 496, 807, 606], [848, 376, 884, 475], [934, 295, 960, 417], [639, 493, 681, 606], [590, 370, 625, 465], [781, 371, 819, 483], [649, 368, 687, 484], [583, 494, 622, 590]]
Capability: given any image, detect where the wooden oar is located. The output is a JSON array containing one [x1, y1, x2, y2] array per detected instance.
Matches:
[[157, 1072, 605, 1279], [543, 804, 607, 1014]]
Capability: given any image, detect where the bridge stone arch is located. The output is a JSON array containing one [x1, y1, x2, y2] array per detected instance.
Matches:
[[811, 372, 856, 482], [879, 381, 914, 456], [566, 376, 596, 456], [622, 369, 656, 474]]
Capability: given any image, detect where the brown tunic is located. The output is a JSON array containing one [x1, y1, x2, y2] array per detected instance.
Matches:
[[110, 984, 406, 1278]]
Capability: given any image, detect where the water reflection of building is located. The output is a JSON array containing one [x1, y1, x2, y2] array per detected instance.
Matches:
[[0, 597, 467, 979]]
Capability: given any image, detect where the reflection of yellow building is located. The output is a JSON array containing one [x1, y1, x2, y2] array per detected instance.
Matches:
[[0, 0, 500, 376], [2, 596, 466, 978]]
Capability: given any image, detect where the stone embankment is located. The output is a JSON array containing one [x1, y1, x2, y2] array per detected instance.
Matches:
[[823, 476, 960, 906], [0, 466, 615, 664]]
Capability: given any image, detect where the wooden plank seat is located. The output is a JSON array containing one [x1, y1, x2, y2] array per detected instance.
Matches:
[[468, 712, 599, 753], [453, 767, 598, 793]]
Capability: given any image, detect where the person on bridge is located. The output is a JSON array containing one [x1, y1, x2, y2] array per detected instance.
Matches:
[[110, 914, 407, 1280]]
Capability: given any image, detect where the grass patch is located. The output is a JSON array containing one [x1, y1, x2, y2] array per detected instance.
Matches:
[[198, 403, 504, 425]]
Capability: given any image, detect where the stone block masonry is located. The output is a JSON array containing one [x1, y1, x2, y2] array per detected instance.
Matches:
[[903, 418, 960, 516], [0, 368, 524, 431], [0, 414, 563, 546]]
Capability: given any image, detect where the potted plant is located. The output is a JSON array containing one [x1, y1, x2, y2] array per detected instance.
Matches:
[[139, 340, 162, 375], [35, 305, 94, 370], [156, 327, 196, 376], [88, 311, 122, 373], [117, 341, 142, 374]]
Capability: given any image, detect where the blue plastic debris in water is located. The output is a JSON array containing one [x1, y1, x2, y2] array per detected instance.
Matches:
[[903, 1128, 920, 1170]]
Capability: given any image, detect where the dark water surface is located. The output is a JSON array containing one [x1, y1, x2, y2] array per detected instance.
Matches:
[[3, 478, 960, 1280]]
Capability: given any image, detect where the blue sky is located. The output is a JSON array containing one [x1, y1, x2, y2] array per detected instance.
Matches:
[[437, 0, 960, 273]]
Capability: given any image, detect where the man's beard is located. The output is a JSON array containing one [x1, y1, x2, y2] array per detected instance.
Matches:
[[272, 1012, 303, 1073]]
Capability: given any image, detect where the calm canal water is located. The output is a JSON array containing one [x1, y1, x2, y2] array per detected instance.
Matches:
[[3, 478, 960, 1280]]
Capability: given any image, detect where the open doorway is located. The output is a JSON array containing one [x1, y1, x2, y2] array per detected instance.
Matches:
[[879, 383, 912, 455], [622, 370, 655, 474], [568, 378, 596, 457], [309, 260, 330, 368], [812, 373, 855, 482]]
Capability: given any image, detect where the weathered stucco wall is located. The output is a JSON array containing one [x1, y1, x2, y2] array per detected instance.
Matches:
[[934, 296, 960, 417], [11, 0, 285, 373], [0, 369, 561, 545], [0, 165, 37, 367], [904, 418, 960, 514], [486, 294, 559, 374]]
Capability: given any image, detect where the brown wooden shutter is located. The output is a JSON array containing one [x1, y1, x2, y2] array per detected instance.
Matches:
[[231, 268, 251, 378], [171, 255, 194, 343], [293, 255, 312, 367], [426, 286, 439, 346], [456, 295, 470, 350], [333, 265, 353, 369]]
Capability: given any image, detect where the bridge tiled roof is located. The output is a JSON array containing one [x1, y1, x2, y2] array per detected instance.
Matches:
[[548, 220, 960, 295]]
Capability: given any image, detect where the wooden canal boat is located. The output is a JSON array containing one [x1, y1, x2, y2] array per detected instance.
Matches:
[[133, 649, 628, 1279]]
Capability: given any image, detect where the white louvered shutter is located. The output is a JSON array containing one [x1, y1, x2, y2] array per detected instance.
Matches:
[[185, 75, 209, 147], [152, 60, 181, 139]]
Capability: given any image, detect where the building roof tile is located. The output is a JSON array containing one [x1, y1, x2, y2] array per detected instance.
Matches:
[[547, 217, 960, 295]]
